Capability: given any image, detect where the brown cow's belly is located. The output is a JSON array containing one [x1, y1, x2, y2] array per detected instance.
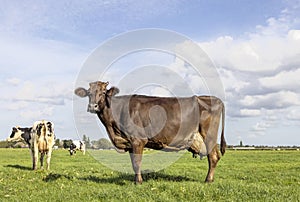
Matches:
[[145, 140, 165, 150]]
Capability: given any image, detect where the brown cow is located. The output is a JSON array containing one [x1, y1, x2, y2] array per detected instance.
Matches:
[[75, 81, 226, 184]]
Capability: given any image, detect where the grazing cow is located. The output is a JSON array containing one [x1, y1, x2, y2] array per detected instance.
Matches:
[[7, 120, 55, 170], [75, 81, 226, 184], [69, 140, 86, 155], [7, 126, 32, 146]]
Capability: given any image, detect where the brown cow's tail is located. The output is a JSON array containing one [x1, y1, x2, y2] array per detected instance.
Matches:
[[220, 101, 226, 156]]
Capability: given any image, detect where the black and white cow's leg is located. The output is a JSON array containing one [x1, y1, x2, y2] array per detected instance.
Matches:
[[129, 139, 147, 184], [30, 149, 36, 170], [33, 152, 39, 170], [33, 144, 39, 170], [205, 145, 221, 183], [46, 149, 52, 170], [40, 152, 45, 169]]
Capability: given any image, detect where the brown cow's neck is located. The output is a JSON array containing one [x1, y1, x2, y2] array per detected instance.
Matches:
[[96, 106, 129, 152]]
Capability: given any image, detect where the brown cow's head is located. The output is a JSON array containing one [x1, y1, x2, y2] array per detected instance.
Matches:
[[75, 81, 119, 113]]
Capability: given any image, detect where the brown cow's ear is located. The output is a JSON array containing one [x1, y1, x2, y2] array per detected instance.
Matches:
[[107, 87, 120, 97], [75, 87, 88, 97], [105, 87, 119, 108]]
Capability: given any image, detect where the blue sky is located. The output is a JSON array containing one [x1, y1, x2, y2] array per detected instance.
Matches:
[[0, 0, 300, 146]]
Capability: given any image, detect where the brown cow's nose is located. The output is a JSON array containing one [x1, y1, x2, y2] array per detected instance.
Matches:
[[88, 104, 99, 113]]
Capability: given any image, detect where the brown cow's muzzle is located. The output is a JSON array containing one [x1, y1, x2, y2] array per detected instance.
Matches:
[[87, 103, 99, 113]]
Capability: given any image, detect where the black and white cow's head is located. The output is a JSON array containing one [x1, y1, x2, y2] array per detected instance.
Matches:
[[74, 81, 119, 113], [7, 126, 32, 145], [69, 143, 77, 155]]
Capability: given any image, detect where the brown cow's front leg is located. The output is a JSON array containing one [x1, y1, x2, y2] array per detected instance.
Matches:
[[129, 152, 143, 184], [205, 145, 221, 183], [129, 139, 146, 184]]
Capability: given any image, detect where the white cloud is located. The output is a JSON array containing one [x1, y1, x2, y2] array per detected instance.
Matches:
[[198, 5, 300, 127], [288, 29, 300, 40], [0, 36, 85, 77], [240, 91, 300, 109], [259, 68, 300, 92], [200, 4, 300, 73], [249, 113, 279, 137], [2, 78, 74, 109], [14, 81, 35, 101], [240, 109, 261, 117], [6, 101, 28, 111], [201, 30, 300, 72], [168, 56, 188, 77], [255, 17, 290, 36], [286, 108, 300, 120], [251, 122, 271, 132], [185, 74, 210, 94], [6, 77, 21, 86], [19, 106, 54, 120], [218, 68, 249, 93]]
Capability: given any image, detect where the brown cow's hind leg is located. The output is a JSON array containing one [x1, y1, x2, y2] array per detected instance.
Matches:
[[205, 146, 221, 183]]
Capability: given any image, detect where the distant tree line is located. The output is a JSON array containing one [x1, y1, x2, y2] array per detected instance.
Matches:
[[2, 137, 298, 150], [91, 138, 113, 149], [0, 135, 113, 149]]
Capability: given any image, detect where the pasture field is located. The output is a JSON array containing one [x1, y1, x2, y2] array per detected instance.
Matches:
[[0, 148, 299, 202]]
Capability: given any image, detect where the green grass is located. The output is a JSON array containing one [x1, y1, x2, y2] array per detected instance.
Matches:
[[0, 148, 299, 201]]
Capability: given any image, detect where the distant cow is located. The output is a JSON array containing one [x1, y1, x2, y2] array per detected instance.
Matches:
[[7, 120, 55, 170], [75, 81, 226, 184], [69, 140, 86, 155]]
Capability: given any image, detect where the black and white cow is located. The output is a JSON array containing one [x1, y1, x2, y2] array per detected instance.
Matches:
[[7, 126, 32, 146], [69, 140, 86, 155], [7, 120, 55, 170], [31, 120, 55, 170]]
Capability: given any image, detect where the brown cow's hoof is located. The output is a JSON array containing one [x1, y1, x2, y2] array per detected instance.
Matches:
[[134, 175, 143, 185], [205, 179, 214, 183], [134, 179, 143, 185]]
